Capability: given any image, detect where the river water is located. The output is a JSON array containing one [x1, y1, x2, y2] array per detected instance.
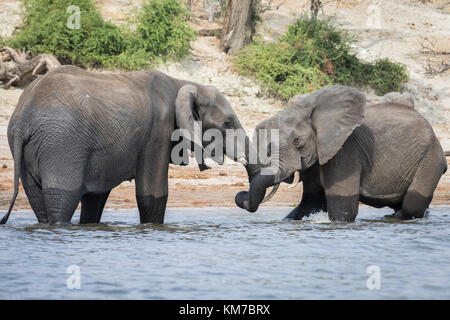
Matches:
[[0, 206, 449, 299]]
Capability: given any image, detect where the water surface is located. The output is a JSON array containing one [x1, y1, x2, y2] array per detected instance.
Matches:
[[1, 206, 449, 299]]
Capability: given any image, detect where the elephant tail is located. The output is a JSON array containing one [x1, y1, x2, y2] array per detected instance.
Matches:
[[1, 136, 23, 225]]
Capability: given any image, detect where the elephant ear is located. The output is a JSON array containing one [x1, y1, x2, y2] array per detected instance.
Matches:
[[175, 84, 211, 171], [310, 86, 366, 165], [175, 84, 204, 150]]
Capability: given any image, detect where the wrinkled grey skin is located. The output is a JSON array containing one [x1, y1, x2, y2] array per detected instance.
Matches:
[[235, 86, 447, 221], [2, 65, 259, 225]]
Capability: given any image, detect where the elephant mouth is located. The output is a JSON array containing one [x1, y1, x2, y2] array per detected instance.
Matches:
[[261, 183, 280, 203], [283, 174, 295, 184], [282, 170, 301, 185], [263, 170, 300, 203], [287, 171, 301, 189]]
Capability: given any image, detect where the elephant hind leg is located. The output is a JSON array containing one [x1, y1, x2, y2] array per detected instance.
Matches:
[[399, 143, 445, 220], [42, 188, 81, 225], [398, 191, 431, 220], [80, 191, 110, 224], [399, 174, 436, 220], [36, 138, 87, 224], [21, 168, 47, 223]]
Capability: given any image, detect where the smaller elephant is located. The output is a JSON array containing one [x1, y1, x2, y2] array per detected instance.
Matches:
[[235, 86, 448, 221]]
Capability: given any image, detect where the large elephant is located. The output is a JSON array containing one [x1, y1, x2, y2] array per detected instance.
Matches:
[[1, 65, 259, 225], [235, 86, 447, 221]]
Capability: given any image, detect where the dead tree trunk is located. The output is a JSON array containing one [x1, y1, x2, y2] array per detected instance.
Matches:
[[310, 0, 322, 19], [204, 0, 221, 22], [186, 0, 192, 12], [220, 0, 254, 54], [0, 47, 61, 89]]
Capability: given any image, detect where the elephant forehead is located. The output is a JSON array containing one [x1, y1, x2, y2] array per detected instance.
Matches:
[[197, 86, 217, 105], [256, 119, 292, 140], [279, 107, 309, 125], [287, 94, 309, 108]]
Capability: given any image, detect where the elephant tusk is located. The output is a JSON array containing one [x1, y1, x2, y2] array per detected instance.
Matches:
[[237, 157, 248, 166], [288, 171, 300, 189], [262, 183, 280, 203]]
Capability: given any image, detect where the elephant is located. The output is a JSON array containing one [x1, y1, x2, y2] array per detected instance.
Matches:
[[1, 65, 259, 225], [235, 85, 448, 221]]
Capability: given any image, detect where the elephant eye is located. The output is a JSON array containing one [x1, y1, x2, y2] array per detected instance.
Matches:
[[223, 118, 233, 129], [293, 137, 302, 147]]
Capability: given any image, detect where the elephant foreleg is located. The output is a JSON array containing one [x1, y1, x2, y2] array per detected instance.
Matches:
[[135, 138, 170, 224], [136, 194, 168, 224], [80, 191, 110, 224], [283, 189, 327, 221], [283, 164, 326, 221], [320, 153, 362, 222]]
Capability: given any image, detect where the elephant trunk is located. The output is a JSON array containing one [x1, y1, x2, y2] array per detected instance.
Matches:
[[235, 173, 275, 212], [245, 162, 260, 183], [239, 135, 260, 183]]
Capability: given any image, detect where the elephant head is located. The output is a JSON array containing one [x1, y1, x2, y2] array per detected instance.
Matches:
[[235, 86, 366, 212], [175, 84, 260, 179]]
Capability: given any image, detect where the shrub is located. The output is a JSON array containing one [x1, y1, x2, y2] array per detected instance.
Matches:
[[6, 0, 195, 70], [234, 42, 330, 99], [234, 16, 408, 99], [131, 0, 196, 60], [8, 0, 127, 68], [366, 58, 408, 95]]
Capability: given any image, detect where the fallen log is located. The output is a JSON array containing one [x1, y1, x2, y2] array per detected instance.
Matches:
[[0, 47, 61, 89], [197, 28, 222, 37]]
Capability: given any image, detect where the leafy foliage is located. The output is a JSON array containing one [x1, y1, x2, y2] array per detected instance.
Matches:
[[132, 0, 196, 60], [234, 16, 408, 99], [366, 58, 409, 94], [6, 0, 195, 70]]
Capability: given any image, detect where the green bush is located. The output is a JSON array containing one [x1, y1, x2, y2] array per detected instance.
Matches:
[[234, 16, 408, 99], [7, 0, 127, 68], [6, 0, 195, 70], [131, 0, 196, 60], [366, 58, 409, 94]]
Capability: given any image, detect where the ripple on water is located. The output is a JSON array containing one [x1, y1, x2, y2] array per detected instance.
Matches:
[[0, 206, 449, 299]]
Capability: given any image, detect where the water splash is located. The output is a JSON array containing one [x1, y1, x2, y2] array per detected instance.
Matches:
[[302, 211, 331, 224]]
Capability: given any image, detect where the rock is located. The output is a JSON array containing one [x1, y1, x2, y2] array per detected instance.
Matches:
[[2, 164, 7, 168]]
